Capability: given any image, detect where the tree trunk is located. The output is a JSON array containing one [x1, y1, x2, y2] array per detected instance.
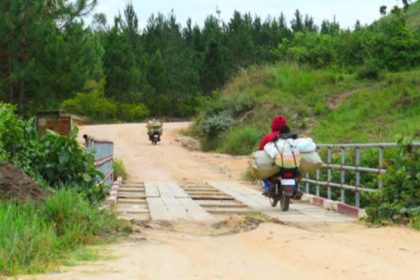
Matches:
[[8, 52, 14, 104], [18, 79, 24, 115]]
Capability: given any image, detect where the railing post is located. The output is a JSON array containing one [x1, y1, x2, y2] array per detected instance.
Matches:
[[327, 148, 332, 200], [305, 173, 309, 194], [340, 148, 346, 203], [316, 169, 320, 197], [378, 147, 384, 189], [355, 147, 361, 207]]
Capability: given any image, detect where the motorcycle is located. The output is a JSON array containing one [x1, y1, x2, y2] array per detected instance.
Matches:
[[149, 131, 161, 145], [265, 169, 301, 211]]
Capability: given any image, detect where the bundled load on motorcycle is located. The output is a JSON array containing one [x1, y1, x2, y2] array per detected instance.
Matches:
[[147, 119, 163, 145], [250, 137, 322, 179]]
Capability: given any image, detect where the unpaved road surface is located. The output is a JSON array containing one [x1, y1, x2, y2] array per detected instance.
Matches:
[[21, 123, 420, 280], [79, 123, 249, 182]]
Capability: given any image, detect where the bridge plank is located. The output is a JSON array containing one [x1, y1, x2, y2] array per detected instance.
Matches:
[[144, 181, 160, 198], [145, 181, 212, 221], [208, 181, 355, 224]]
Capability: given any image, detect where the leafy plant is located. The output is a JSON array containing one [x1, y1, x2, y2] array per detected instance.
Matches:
[[35, 129, 107, 203], [365, 137, 420, 228]]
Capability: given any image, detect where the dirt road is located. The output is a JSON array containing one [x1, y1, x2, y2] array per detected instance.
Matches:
[[24, 123, 420, 280], [78, 123, 248, 182]]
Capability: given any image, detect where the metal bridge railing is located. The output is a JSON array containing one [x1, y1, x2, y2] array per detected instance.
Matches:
[[301, 141, 420, 208], [83, 135, 114, 186]]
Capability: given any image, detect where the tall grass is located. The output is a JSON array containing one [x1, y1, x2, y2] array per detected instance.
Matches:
[[113, 159, 128, 180], [0, 189, 122, 275], [219, 126, 261, 155]]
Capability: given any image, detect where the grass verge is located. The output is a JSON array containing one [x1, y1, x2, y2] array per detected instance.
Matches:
[[0, 189, 124, 276]]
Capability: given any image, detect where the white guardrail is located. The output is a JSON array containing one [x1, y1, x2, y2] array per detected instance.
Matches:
[[301, 141, 420, 208], [83, 135, 114, 186]]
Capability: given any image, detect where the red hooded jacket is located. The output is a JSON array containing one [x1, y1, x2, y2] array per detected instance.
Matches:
[[258, 115, 287, 150]]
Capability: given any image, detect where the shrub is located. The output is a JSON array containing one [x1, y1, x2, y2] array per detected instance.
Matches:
[[35, 129, 107, 204], [357, 63, 381, 80], [113, 159, 128, 180], [62, 85, 151, 123], [219, 126, 260, 155], [225, 95, 256, 118], [197, 113, 235, 138], [118, 103, 150, 122], [0, 103, 35, 159], [61, 91, 117, 122], [365, 137, 420, 228]]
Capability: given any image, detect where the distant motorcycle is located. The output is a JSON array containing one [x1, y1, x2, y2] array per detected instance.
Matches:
[[149, 131, 161, 145], [147, 119, 163, 145]]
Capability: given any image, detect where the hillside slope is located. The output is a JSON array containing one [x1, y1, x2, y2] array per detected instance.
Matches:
[[192, 64, 420, 154], [407, 0, 420, 29]]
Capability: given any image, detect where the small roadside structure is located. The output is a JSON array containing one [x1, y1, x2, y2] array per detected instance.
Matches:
[[36, 111, 84, 136]]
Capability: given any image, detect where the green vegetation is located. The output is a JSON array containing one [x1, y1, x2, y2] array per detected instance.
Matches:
[[278, 10, 420, 72], [0, 103, 107, 202], [365, 138, 420, 228], [113, 159, 128, 180], [407, 0, 420, 28], [193, 64, 417, 155], [3, 0, 417, 121], [314, 70, 420, 143], [0, 103, 124, 274], [0, 189, 123, 275], [61, 80, 150, 123]]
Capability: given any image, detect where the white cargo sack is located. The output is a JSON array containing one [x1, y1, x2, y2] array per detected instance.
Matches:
[[264, 139, 301, 169], [294, 138, 317, 153], [264, 142, 279, 159], [299, 151, 323, 173], [250, 150, 279, 179]]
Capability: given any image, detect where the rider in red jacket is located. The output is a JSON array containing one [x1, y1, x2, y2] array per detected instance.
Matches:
[[258, 115, 288, 150], [258, 115, 288, 195]]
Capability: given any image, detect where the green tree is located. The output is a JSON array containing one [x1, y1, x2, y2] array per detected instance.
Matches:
[[0, 0, 101, 115]]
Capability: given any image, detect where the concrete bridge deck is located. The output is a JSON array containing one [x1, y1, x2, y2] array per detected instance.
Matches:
[[117, 180, 356, 224]]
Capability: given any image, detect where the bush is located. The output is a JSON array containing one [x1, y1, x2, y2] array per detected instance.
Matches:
[[0, 104, 106, 203], [0, 189, 122, 275], [36, 129, 107, 204], [113, 159, 128, 180], [62, 79, 151, 123], [365, 137, 420, 228], [118, 103, 150, 122], [219, 126, 260, 155], [61, 91, 117, 122], [357, 62, 381, 80], [197, 113, 235, 138]]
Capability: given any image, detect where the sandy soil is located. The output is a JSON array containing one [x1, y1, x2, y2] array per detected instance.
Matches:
[[19, 122, 420, 280]]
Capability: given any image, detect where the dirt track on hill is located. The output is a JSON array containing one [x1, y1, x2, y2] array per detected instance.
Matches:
[[19, 122, 420, 280]]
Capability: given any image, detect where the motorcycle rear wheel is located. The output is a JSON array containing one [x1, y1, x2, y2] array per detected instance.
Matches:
[[280, 194, 290, 211]]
